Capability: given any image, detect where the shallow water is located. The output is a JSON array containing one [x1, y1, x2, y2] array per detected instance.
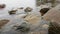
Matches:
[[0, 0, 36, 16], [0, 0, 50, 34]]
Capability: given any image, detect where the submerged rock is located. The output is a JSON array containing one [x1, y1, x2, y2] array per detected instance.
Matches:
[[0, 19, 9, 29], [24, 14, 41, 25], [24, 7, 33, 12], [0, 4, 6, 9], [13, 22, 30, 32]]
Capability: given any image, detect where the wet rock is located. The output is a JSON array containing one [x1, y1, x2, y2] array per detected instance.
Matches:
[[0, 4, 6, 9], [24, 7, 33, 12], [0, 19, 9, 29], [8, 10, 17, 15]]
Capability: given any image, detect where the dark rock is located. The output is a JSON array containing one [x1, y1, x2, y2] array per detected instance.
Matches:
[[39, 8, 50, 16], [48, 21, 60, 34], [0, 4, 6, 9], [13, 22, 30, 32], [8, 10, 17, 15]]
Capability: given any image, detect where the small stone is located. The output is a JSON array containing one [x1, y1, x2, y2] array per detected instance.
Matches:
[[8, 10, 17, 15], [24, 7, 33, 12]]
